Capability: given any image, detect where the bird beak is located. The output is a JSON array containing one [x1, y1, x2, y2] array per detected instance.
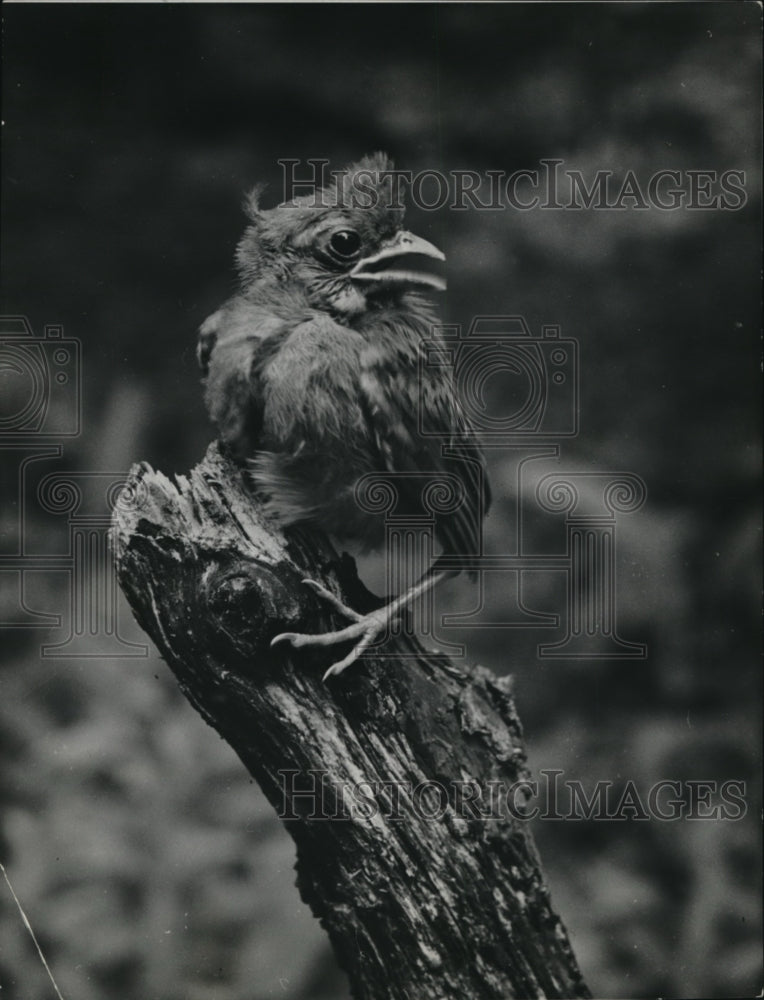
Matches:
[[350, 231, 447, 292]]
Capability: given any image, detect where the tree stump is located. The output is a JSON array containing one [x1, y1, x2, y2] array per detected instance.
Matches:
[[111, 442, 591, 1000]]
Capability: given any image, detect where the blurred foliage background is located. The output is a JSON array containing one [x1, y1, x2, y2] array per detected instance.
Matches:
[[0, 4, 760, 999]]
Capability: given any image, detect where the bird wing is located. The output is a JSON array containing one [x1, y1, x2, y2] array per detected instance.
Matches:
[[359, 330, 491, 564], [199, 298, 291, 461]]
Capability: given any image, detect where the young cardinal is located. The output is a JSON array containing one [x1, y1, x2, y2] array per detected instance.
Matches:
[[199, 153, 490, 679]]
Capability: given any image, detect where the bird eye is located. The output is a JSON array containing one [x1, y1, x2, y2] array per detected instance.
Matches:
[[328, 229, 361, 260]]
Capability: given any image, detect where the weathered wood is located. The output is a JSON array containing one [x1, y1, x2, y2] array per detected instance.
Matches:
[[112, 442, 590, 1000]]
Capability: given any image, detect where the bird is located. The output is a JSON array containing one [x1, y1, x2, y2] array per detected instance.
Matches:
[[198, 153, 491, 680]]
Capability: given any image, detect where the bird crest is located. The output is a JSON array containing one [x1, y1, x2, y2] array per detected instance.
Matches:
[[245, 153, 403, 222]]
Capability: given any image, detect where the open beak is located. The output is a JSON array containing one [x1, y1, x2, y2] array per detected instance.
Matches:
[[350, 231, 446, 292]]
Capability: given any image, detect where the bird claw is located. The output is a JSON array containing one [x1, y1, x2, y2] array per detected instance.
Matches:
[[299, 579, 364, 622], [270, 580, 397, 681], [320, 610, 396, 681], [270, 631, 311, 650]]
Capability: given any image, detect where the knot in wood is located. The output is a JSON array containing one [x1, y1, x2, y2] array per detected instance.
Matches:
[[202, 558, 303, 658]]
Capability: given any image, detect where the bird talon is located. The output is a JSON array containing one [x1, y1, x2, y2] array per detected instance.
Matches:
[[300, 578, 364, 621], [319, 609, 400, 681], [270, 632, 300, 648], [271, 605, 395, 680]]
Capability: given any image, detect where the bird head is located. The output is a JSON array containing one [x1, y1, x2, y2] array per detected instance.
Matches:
[[235, 153, 446, 316]]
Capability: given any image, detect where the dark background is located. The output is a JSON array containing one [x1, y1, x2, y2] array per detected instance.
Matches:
[[1, 4, 760, 999]]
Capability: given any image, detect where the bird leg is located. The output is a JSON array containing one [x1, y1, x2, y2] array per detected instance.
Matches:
[[271, 571, 449, 681]]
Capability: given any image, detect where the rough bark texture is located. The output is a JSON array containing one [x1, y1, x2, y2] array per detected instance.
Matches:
[[112, 442, 591, 1000]]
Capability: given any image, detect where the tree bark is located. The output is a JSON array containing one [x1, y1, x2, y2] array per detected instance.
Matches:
[[111, 442, 591, 1000]]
